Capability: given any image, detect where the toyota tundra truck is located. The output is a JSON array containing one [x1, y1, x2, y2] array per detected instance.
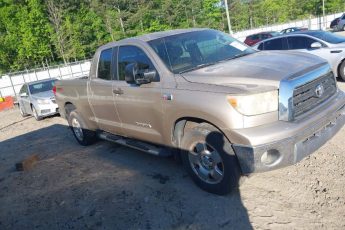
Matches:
[[54, 28, 345, 195]]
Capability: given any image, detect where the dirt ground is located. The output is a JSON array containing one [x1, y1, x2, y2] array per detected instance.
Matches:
[[1, 37, 345, 229]]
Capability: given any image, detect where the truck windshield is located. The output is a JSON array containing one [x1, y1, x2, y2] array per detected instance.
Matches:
[[148, 30, 255, 74], [29, 80, 56, 95]]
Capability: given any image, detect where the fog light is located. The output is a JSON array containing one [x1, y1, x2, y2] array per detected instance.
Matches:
[[261, 149, 281, 166]]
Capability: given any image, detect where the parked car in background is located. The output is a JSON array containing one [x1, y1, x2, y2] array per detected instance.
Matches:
[[244, 31, 280, 46], [253, 30, 345, 80], [55, 28, 345, 195], [330, 13, 345, 31], [18, 79, 59, 120], [330, 17, 340, 29], [280, 27, 308, 34]]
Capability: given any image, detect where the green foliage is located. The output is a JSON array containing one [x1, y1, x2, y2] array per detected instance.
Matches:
[[17, 0, 53, 68], [0, 0, 344, 74]]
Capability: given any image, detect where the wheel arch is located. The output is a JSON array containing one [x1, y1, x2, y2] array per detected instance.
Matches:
[[30, 103, 35, 113], [172, 117, 231, 148], [64, 101, 99, 131], [64, 102, 76, 117], [337, 58, 345, 79]]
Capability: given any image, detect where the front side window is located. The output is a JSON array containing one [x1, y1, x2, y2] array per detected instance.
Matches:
[[20, 85, 28, 95], [149, 30, 255, 74], [97, 48, 112, 80], [287, 36, 317, 49], [117, 46, 155, 81]]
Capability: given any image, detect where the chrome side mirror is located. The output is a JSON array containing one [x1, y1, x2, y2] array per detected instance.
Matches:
[[310, 42, 322, 49]]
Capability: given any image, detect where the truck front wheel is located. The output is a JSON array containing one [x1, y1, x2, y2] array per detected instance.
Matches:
[[181, 123, 242, 195], [68, 111, 97, 146]]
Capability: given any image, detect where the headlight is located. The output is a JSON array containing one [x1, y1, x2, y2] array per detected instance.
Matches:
[[228, 90, 278, 116], [37, 99, 50, 104]]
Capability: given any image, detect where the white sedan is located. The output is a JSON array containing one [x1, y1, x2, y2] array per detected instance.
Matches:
[[253, 30, 345, 80], [17, 79, 59, 121]]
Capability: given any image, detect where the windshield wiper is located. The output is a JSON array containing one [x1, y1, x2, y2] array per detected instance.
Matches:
[[179, 62, 217, 74], [179, 53, 252, 74], [221, 52, 251, 62]]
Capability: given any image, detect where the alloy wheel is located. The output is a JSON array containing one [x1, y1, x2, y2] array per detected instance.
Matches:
[[71, 117, 83, 141], [188, 142, 224, 184]]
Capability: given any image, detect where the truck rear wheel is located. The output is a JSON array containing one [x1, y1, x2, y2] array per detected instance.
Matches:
[[180, 123, 242, 195], [68, 111, 97, 146]]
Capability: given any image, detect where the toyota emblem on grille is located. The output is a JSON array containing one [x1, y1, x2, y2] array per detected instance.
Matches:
[[315, 84, 324, 98]]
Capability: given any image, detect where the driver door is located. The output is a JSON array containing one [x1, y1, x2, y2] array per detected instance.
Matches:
[[19, 84, 31, 114], [286, 36, 329, 58], [112, 45, 164, 144]]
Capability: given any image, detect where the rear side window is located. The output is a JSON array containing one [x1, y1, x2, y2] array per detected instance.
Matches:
[[263, 38, 286, 50], [97, 48, 112, 80], [257, 43, 263, 50], [287, 36, 317, 49]]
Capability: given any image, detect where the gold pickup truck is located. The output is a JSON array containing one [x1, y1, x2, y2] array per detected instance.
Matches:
[[55, 28, 345, 195]]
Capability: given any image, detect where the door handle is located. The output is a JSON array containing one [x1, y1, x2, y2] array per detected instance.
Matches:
[[330, 50, 342, 54], [113, 88, 124, 95]]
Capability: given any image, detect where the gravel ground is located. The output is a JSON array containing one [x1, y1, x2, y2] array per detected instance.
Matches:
[[1, 33, 345, 230]]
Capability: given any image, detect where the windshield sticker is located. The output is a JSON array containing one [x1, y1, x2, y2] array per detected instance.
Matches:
[[230, 41, 247, 51]]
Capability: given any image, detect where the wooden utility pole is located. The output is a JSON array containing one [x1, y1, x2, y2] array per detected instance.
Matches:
[[322, 0, 325, 29], [224, 0, 232, 34]]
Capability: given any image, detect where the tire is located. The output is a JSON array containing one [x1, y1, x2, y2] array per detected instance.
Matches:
[[19, 104, 28, 117], [339, 61, 345, 81], [68, 110, 97, 146], [31, 106, 42, 121], [180, 123, 242, 195]]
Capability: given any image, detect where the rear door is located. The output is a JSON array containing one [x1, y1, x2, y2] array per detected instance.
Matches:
[[112, 45, 164, 144], [88, 47, 122, 134]]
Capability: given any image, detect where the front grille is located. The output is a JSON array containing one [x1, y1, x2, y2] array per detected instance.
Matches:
[[293, 72, 336, 118]]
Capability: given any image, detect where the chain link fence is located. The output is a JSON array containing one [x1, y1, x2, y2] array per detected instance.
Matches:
[[0, 59, 91, 99]]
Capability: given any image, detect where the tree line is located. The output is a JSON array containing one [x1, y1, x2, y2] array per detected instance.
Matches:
[[0, 0, 344, 74]]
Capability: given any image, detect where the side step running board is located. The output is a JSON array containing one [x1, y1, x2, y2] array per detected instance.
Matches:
[[98, 132, 172, 157]]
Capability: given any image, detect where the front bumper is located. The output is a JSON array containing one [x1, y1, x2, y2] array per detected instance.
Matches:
[[36, 103, 59, 117], [231, 91, 345, 174]]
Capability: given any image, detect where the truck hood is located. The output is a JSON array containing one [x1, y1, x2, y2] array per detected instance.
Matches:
[[180, 51, 327, 93]]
